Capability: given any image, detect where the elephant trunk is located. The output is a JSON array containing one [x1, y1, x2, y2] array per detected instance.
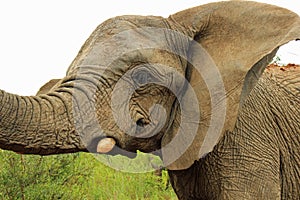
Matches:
[[0, 84, 87, 155]]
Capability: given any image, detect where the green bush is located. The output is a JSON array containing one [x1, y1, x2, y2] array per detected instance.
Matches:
[[0, 151, 92, 199], [0, 151, 176, 200]]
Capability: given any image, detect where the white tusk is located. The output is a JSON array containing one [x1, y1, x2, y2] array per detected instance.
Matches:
[[97, 138, 116, 153]]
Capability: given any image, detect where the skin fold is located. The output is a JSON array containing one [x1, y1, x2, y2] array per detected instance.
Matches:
[[0, 1, 300, 199]]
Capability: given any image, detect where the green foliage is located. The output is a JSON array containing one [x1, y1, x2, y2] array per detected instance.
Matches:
[[0, 151, 176, 200], [0, 151, 92, 199]]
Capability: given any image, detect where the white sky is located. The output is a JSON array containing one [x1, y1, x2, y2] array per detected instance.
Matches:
[[0, 0, 299, 95]]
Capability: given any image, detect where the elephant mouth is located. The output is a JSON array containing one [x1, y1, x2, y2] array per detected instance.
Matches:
[[92, 133, 162, 159]]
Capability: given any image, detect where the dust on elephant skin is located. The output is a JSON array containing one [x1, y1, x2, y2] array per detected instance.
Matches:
[[0, 1, 300, 199]]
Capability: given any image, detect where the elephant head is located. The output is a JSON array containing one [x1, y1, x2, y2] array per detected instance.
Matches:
[[0, 1, 299, 171]]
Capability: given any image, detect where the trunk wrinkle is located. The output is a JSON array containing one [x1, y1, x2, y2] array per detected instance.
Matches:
[[0, 88, 87, 155]]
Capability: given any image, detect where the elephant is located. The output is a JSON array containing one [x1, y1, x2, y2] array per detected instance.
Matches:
[[1, 1, 300, 199]]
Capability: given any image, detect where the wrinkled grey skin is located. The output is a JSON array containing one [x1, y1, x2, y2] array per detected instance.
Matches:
[[169, 66, 300, 199], [0, 1, 300, 199]]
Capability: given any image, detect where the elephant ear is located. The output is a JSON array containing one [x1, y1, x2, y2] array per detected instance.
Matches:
[[162, 1, 300, 170]]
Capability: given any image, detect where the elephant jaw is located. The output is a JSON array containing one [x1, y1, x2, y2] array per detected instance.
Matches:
[[96, 138, 116, 153]]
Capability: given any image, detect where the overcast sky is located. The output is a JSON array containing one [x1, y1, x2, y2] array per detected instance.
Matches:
[[0, 0, 299, 95]]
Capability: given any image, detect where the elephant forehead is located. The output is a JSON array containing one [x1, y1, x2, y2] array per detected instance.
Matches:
[[67, 16, 190, 75], [80, 30, 187, 68]]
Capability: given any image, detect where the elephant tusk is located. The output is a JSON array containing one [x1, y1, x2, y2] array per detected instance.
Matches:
[[97, 138, 116, 153]]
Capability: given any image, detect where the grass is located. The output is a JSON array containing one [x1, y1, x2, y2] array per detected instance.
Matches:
[[0, 151, 177, 200]]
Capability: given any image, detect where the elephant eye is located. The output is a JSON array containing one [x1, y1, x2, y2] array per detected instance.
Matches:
[[132, 69, 154, 86]]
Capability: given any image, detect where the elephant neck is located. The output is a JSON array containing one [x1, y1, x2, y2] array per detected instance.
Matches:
[[170, 70, 300, 199]]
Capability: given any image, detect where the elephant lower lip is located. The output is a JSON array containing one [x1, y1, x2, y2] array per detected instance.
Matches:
[[106, 146, 137, 159]]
